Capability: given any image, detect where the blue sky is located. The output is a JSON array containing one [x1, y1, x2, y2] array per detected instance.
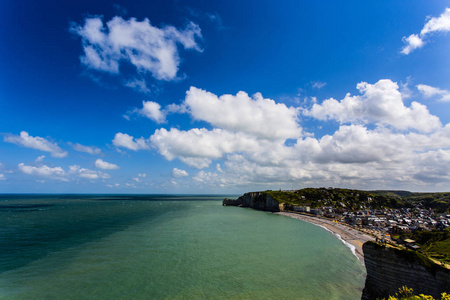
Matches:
[[1, 1, 450, 193]]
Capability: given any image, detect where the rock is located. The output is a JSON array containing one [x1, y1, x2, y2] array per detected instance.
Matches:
[[222, 198, 242, 206], [362, 241, 449, 300], [222, 192, 280, 212]]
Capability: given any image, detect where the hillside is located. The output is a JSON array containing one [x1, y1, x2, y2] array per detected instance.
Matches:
[[263, 188, 450, 213]]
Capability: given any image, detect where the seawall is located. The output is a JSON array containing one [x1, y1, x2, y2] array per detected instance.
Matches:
[[362, 241, 449, 299]]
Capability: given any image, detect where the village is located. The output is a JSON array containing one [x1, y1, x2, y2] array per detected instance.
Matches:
[[290, 202, 450, 249]]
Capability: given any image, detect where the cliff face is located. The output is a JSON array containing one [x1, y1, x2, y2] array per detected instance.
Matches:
[[362, 241, 449, 300], [222, 192, 281, 212]]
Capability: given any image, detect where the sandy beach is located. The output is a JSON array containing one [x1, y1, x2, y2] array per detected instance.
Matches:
[[275, 212, 375, 264]]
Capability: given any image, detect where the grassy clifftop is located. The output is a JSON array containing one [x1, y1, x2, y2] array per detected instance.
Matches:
[[262, 187, 450, 212]]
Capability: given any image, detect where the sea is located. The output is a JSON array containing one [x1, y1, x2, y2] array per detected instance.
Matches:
[[0, 195, 366, 299]]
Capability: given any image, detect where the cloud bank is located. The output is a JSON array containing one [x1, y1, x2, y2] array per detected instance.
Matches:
[[115, 79, 450, 191]]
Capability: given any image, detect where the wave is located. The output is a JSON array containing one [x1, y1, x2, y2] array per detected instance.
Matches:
[[316, 224, 357, 259]]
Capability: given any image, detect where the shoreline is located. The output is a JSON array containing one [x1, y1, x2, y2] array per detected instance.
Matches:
[[274, 211, 375, 265]]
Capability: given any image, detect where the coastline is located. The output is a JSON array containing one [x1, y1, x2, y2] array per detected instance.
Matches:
[[274, 211, 375, 264]]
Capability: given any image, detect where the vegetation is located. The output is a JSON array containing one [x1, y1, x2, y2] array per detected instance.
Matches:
[[395, 230, 450, 263], [265, 188, 411, 211], [263, 188, 450, 212], [264, 188, 450, 262], [378, 286, 450, 300], [367, 241, 448, 275], [374, 191, 450, 213]]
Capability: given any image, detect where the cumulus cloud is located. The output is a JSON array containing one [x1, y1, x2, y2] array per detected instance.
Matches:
[[18, 163, 67, 181], [113, 78, 450, 190], [402, 8, 450, 54], [113, 132, 150, 151], [401, 34, 425, 55], [294, 125, 409, 165], [70, 142, 102, 155], [180, 125, 450, 191], [172, 168, 189, 177], [139, 101, 166, 123], [95, 159, 120, 170], [417, 84, 450, 102], [71, 16, 202, 86], [305, 79, 441, 132], [184, 87, 302, 140], [69, 165, 110, 180], [150, 128, 259, 168], [5, 131, 68, 158]]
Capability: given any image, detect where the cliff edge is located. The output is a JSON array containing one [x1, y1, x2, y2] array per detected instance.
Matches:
[[362, 241, 449, 299], [222, 192, 281, 212]]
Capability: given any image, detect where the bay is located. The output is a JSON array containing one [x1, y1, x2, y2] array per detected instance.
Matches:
[[0, 195, 366, 299]]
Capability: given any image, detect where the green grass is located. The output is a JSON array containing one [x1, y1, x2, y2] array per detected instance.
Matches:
[[426, 239, 450, 263]]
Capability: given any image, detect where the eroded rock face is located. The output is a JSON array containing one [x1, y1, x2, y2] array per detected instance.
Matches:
[[222, 198, 242, 206], [362, 242, 449, 300], [222, 192, 280, 212]]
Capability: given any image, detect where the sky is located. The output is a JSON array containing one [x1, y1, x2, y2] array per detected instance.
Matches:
[[1, 1, 450, 194]]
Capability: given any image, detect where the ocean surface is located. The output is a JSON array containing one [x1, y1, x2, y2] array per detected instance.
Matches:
[[0, 195, 366, 299]]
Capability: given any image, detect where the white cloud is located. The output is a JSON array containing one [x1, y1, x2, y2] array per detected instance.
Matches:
[[138, 173, 147, 177], [417, 84, 450, 102], [402, 8, 450, 54], [95, 159, 120, 170], [312, 81, 327, 89], [150, 128, 259, 168], [294, 125, 409, 165], [421, 8, 450, 35], [401, 34, 424, 55], [69, 165, 110, 180], [139, 101, 166, 123], [125, 78, 151, 93], [5, 131, 68, 158], [193, 170, 220, 184], [172, 168, 189, 177], [182, 125, 450, 191], [71, 16, 202, 83], [18, 163, 67, 181], [0, 174, 6, 181], [113, 78, 450, 190], [112, 132, 150, 151], [35, 156, 45, 162], [135, 87, 301, 140], [132, 177, 141, 182], [305, 79, 441, 132], [184, 87, 302, 140], [70, 142, 102, 155]]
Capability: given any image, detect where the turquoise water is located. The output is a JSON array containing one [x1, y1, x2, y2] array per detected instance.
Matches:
[[0, 195, 366, 299]]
